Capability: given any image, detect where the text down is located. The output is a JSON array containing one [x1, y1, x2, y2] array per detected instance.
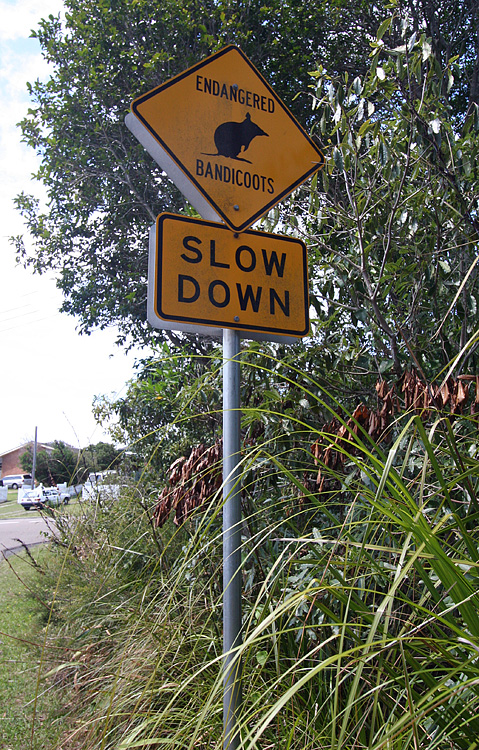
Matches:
[[152, 214, 309, 337]]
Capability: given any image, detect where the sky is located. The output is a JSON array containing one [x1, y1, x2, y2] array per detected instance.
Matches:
[[0, 0, 147, 455]]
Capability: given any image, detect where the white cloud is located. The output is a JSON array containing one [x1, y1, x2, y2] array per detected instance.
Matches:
[[0, 0, 62, 42]]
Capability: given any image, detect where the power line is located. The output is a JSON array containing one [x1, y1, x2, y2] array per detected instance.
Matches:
[[0, 306, 35, 323], [0, 311, 63, 334]]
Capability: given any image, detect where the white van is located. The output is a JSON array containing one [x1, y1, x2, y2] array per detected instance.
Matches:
[[1, 473, 32, 489]]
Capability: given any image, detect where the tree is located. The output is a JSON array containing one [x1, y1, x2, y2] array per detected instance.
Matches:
[[92, 1, 479, 516], [79, 441, 123, 476], [21, 440, 78, 485], [13, 0, 214, 349], [13, 0, 479, 478], [301, 1, 479, 389], [12, 0, 394, 349], [17, 6, 479, 747], [93, 342, 223, 474], [21, 439, 125, 484], [20, 444, 53, 485]]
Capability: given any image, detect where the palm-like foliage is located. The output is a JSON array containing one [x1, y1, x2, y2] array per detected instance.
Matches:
[[28, 359, 479, 750]]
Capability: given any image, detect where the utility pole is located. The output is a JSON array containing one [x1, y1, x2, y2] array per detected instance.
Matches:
[[32, 426, 38, 487]]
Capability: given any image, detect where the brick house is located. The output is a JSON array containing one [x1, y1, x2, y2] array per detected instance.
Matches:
[[0, 442, 53, 478]]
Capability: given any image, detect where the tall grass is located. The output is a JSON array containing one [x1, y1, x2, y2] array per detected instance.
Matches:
[[25, 356, 479, 750]]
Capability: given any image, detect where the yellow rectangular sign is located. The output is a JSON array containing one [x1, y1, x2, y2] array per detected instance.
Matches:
[[150, 214, 309, 338]]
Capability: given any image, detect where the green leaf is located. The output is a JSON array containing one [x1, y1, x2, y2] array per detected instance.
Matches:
[[353, 76, 362, 96], [378, 140, 388, 165], [422, 39, 432, 61], [333, 147, 344, 171], [255, 650, 269, 666], [376, 16, 392, 41]]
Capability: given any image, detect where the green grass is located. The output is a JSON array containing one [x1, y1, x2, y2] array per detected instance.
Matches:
[[0, 489, 24, 519], [3, 366, 478, 749], [0, 549, 68, 750], [34, 407, 479, 750]]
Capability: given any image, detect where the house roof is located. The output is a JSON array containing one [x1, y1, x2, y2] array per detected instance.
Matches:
[[0, 441, 54, 457]]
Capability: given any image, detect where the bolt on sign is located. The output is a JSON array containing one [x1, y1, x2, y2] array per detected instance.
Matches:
[[128, 45, 324, 232], [148, 214, 309, 339]]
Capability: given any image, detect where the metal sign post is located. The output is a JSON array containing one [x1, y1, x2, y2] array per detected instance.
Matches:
[[128, 43, 324, 750], [222, 328, 242, 750]]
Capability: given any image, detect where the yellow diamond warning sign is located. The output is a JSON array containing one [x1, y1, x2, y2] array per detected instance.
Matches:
[[130, 45, 324, 232], [149, 214, 309, 338]]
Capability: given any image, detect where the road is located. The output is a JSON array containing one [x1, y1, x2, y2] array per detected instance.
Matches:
[[0, 515, 55, 558]]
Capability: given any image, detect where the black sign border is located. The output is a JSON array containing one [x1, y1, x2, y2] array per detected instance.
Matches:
[[154, 213, 310, 337], [132, 45, 324, 233]]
